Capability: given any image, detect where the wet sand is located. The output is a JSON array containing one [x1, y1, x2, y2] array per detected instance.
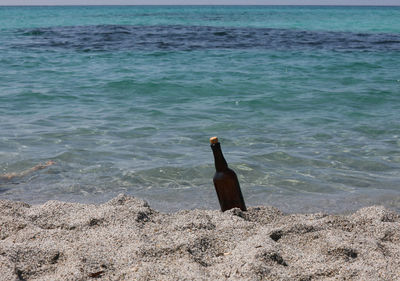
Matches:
[[1, 194, 399, 280]]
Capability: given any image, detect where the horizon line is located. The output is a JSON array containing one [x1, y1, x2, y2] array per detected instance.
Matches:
[[1, 4, 400, 7]]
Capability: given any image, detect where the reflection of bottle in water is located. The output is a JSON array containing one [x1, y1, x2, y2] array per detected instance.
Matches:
[[210, 137, 246, 212]]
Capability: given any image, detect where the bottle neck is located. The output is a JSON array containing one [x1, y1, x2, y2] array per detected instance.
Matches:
[[211, 143, 228, 171]]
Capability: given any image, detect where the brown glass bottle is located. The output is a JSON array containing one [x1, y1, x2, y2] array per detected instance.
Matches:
[[210, 137, 247, 212]]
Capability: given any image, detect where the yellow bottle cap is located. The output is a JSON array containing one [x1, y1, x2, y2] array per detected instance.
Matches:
[[210, 136, 219, 144]]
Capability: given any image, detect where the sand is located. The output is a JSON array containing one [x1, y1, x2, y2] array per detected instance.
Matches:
[[1, 194, 399, 281]]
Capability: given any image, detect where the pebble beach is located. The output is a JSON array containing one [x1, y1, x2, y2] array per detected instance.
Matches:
[[1, 194, 399, 280]]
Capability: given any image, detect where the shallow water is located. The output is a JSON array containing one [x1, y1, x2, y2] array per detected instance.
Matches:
[[1, 6, 400, 213]]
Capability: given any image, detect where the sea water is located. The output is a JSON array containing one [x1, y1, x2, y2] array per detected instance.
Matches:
[[0, 6, 399, 213]]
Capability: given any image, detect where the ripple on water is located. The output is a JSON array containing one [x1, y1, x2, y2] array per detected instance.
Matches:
[[1, 7, 400, 212]]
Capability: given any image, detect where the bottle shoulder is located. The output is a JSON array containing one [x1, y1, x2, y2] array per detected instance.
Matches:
[[213, 168, 237, 179]]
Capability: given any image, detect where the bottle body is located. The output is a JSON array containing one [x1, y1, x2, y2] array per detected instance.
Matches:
[[211, 140, 247, 212]]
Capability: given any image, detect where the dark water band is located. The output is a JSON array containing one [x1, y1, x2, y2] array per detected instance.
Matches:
[[14, 25, 400, 52]]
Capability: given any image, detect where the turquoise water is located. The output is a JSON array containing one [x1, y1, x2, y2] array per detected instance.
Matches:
[[1, 6, 400, 213]]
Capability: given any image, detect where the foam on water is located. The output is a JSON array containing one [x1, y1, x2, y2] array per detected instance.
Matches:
[[0, 6, 400, 213]]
